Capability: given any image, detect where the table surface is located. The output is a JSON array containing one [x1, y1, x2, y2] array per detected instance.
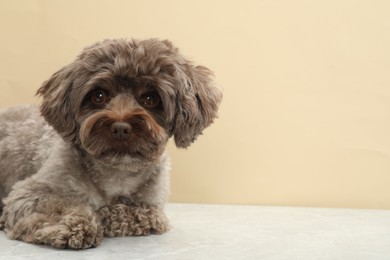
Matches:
[[0, 203, 389, 260]]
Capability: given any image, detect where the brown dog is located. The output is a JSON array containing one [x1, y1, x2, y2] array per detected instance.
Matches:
[[0, 38, 222, 249]]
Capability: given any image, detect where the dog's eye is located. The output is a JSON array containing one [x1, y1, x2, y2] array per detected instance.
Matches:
[[140, 92, 161, 109], [91, 90, 108, 106]]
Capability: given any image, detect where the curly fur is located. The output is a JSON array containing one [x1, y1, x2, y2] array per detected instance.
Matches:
[[0, 38, 222, 249]]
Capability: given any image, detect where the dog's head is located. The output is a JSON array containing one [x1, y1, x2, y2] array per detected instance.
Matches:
[[37, 38, 222, 165]]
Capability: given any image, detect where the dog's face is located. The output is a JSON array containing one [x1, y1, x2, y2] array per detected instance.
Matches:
[[37, 39, 221, 166]]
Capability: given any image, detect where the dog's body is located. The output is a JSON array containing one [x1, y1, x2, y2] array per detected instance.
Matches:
[[0, 38, 221, 249]]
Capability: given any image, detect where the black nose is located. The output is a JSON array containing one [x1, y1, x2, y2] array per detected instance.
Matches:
[[111, 122, 131, 141]]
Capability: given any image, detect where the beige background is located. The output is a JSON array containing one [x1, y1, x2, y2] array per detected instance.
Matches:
[[1, 0, 390, 209]]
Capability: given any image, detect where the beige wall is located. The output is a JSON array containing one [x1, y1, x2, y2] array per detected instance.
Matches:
[[1, 0, 390, 209]]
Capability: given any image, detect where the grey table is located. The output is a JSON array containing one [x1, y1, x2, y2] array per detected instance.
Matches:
[[0, 203, 389, 259]]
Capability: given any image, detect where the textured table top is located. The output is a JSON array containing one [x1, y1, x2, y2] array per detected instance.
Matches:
[[0, 203, 389, 260]]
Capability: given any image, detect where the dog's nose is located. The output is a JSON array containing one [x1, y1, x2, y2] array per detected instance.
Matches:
[[111, 122, 131, 141]]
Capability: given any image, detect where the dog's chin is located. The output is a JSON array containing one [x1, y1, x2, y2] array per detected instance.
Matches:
[[84, 144, 166, 171], [96, 152, 153, 170]]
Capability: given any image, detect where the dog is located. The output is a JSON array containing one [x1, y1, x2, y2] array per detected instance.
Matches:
[[0, 38, 222, 249]]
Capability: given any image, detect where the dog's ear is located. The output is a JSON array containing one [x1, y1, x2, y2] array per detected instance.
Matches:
[[173, 64, 222, 148], [36, 63, 78, 143]]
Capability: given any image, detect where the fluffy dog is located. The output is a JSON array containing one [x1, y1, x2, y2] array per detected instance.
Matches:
[[0, 38, 221, 249]]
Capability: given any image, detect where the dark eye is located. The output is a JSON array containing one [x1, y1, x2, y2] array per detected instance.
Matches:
[[140, 92, 161, 109], [91, 90, 108, 106]]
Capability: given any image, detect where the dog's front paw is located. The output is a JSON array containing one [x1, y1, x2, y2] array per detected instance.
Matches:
[[131, 203, 170, 236], [98, 203, 169, 237], [34, 215, 103, 249]]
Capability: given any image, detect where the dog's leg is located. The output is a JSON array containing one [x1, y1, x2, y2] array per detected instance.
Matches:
[[0, 184, 103, 249], [97, 202, 169, 237]]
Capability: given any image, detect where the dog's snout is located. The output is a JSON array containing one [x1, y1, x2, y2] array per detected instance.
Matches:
[[111, 122, 131, 141]]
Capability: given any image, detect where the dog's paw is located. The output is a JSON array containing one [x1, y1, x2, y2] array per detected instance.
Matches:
[[34, 216, 103, 249], [98, 203, 169, 237], [131, 204, 170, 236]]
